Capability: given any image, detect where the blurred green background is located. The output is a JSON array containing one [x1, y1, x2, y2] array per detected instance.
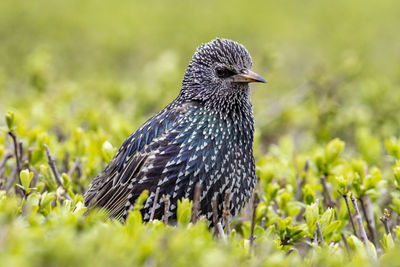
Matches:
[[1, 0, 400, 164], [2, 1, 400, 266]]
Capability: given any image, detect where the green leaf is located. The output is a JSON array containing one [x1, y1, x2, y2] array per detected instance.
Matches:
[[325, 138, 345, 164], [256, 202, 267, 220], [134, 190, 149, 212], [73, 201, 87, 216], [101, 141, 116, 162], [277, 217, 286, 234], [381, 233, 395, 252], [323, 220, 341, 237], [177, 198, 192, 225], [385, 137, 400, 160], [305, 203, 318, 236], [319, 208, 334, 229], [362, 168, 381, 191], [20, 169, 34, 190], [39, 164, 57, 191], [302, 184, 316, 205], [5, 110, 15, 131], [335, 175, 348, 195], [393, 164, 400, 188]]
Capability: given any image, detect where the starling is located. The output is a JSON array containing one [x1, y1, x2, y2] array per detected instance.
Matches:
[[84, 38, 267, 226]]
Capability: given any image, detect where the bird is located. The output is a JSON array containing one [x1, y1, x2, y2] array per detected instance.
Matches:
[[84, 38, 267, 226]]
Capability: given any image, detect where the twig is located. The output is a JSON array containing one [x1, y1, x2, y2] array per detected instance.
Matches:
[[217, 222, 227, 243], [8, 132, 20, 174], [0, 151, 13, 179], [5, 164, 18, 192], [380, 209, 391, 235], [18, 140, 24, 165], [44, 145, 63, 186], [25, 148, 32, 170], [316, 221, 324, 245], [223, 189, 231, 235], [341, 233, 351, 256], [350, 194, 372, 258], [30, 170, 39, 188], [211, 198, 219, 235], [149, 187, 160, 221], [70, 158, 84, 193], [359, 196, 377, 247], [343, 194, 358, 237], [162, 195, 170, 225], [62, 152, 69, 173], [295, 160, 309, 201], [261, 217, 266, 229], [44, 144, 72, 200], [312, 231, 318, 245], [312, 199, 320, 244], [249, 193, 260, 247], [285, 248, 295, 256], [67, 158, 81, 178], [242, 196, 253, 222], [320, 174, 334, 208], [191, 182, 202, 223]]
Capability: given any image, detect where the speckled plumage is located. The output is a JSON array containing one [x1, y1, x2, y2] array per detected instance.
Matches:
[[84, 38, 266, 226]]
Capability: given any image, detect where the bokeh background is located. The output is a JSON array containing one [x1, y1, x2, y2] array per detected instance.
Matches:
[[2, 0, 400, 156]]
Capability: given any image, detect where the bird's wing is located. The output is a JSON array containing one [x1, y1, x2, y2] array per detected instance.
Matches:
[[83, 102, 198, 219]]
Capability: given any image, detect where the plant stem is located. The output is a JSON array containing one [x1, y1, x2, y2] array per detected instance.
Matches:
[[0, 151, 13, 180], [249, 193, 259, 247], [217, 222, 227, 243], [320, 174, 334, 208], [350, 195, 372, 258], [149, 187, 160, 221], [67, 158, 81, 178], [5, 165, 17, 192], [295, 160, 309, 201], [8, 132, 20, 174], [316, 221, 324, 245], [62, 152, 69, 173], [380, 209, 391, 235], [211, 198, 219, 236], [162, 195, 170, 225], [25, 148, 32, 171], [341, 233, 351, 257], [359, 196, 377, 247], [343, 194, 358, 237], [18, 140, 24, 167], [191, 182, 202, 224], [223, 189, 231, 235], [312, 199, 319, 245], [44, 145, 63, 187], [44, 144, 72, 200]]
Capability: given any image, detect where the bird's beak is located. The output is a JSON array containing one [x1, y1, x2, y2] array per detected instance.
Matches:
[[232, 69, 267, 83]]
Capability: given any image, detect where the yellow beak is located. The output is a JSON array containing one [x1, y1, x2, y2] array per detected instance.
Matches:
[[232, 69, 267, 83]]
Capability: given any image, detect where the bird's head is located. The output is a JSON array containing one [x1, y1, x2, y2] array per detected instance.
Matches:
[[180, 38, 266, 110]]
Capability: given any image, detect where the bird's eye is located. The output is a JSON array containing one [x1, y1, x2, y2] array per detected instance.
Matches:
[[215, 67, 236, 78]]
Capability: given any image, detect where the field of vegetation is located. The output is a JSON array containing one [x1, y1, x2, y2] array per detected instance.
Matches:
[[1, 0, 400, 266]]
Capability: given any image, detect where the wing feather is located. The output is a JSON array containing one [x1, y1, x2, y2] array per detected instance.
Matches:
[[83, 102, 197, 219]]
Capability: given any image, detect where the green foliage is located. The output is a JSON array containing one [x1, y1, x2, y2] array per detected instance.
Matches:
[[5, 110, 15, 131], [177, 198, 192, 226], [302, 184, 316, 205], [20, 169, 33, 190], [101, 141, 116, 162], [325, 138, 345, 165], [1, 0, 400, 266]]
